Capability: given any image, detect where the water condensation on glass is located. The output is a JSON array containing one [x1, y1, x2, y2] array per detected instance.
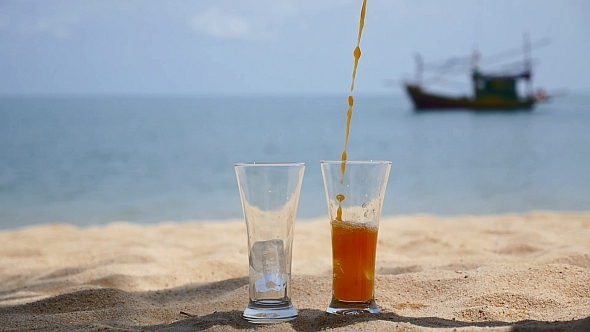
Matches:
[[250, 239, 286, 292]]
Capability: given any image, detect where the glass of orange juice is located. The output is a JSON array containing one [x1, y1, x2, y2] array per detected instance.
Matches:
[[320, 160, 391, 314]]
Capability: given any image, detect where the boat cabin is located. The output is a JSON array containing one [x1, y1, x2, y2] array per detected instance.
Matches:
[[472, 70, 531, 101]]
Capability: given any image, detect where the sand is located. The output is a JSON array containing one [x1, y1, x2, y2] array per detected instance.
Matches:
[[1, 212, 589, 331]]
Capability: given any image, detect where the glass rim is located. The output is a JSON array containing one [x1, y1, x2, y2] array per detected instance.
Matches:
[[320, 160, 391, 165], [235, 162, 306, 167]]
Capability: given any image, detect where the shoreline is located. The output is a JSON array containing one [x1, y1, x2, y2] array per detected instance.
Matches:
[[4, 208, 590, 230], [1, 211, 589, 331]]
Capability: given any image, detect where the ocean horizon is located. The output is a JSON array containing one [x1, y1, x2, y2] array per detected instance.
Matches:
[[1, 93, 589, 229]]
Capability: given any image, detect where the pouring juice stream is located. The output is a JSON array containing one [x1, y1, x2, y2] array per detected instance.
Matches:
[[336, 0, 367, 221]]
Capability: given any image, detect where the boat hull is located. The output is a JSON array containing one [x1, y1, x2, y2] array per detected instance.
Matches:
[[405, 85, 535, 111]]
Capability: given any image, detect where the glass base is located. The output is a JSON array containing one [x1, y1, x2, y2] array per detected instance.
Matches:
[[326, 296, 379, 315], [242, 299, 298, 324]]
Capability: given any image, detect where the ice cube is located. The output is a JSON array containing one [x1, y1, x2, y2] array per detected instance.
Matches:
[[251, 239, 286, 273], [251, 239, 286, 292]]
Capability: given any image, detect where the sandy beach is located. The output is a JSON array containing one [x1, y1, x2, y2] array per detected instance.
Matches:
[[1, 212, 589, 331]]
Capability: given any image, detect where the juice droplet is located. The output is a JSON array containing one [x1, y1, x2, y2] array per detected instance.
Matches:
[[335, 194, 345, 221], [354, 46, 362, 60]]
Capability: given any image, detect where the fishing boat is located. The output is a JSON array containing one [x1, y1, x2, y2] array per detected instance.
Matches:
[[402, 35, 551, 111], [405, 70, 537, 110]]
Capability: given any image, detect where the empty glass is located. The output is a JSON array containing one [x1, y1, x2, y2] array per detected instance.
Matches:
[[235, 162, 305, 323]]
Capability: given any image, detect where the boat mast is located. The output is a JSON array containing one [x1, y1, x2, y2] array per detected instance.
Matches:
[[523, 31, 533, 97], [414, 53, 423, 86], [471, 48, 480, 72]]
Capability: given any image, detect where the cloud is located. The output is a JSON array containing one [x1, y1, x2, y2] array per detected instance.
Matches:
[[1, 4, 81, 39], [189, 0, 353, 40], [19, 14, 80, 38], [189, 7, 267, 40]]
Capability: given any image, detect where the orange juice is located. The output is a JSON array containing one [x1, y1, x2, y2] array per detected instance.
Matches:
[[330, 219, 378, 302]]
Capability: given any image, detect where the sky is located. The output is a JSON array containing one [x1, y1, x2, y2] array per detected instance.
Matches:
[[0, 0, 589, 96]]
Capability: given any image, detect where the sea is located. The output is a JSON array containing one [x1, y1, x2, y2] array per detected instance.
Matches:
[[1, 94, 589, 230]]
